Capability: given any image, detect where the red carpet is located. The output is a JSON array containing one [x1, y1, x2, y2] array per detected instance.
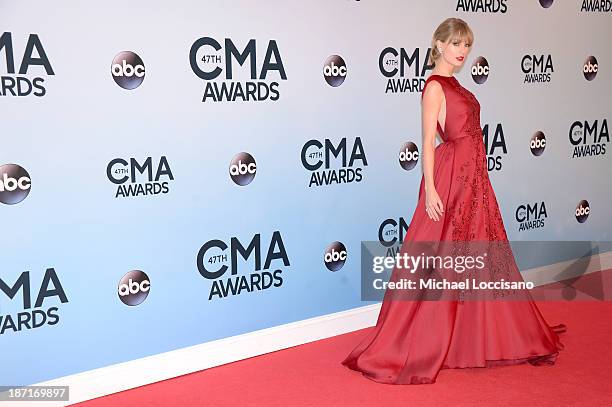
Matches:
[[73, 299, 612, 407]]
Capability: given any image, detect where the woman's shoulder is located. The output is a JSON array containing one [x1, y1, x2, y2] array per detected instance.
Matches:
[[422, 76, 444, 99]]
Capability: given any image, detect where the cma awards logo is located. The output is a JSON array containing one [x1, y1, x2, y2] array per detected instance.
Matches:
[[106, 156, 174, 198], [378, 217, 410, 256], [516, 202, 548, 231], [575, 200, 590, 223], [583, 56, 598, 81], [196, 231, 291, 300], [456, 0, 508, 12], [0, 268, 68, 335], [378, 46, 432, 93], [471, 57, 489, 84], [569, 119, 609, 158], [324, 241, 347, 272], [301, 138, 368, 187], [0, 164, 31, 205], [324, 55, 347, 87], [581, 1, 612, 12], [0, 32, 54, 97], [399, 142, 419, 170], [229, 152, 257, 186], [482, 123, 508, 171], [111, 51, 145, 90], [189, 37, 287, 102], [530, 131, 546, 156], [521, 54, 554, 83], [118, 270, 150, 306]]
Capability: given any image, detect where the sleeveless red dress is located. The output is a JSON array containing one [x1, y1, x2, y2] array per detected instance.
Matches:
[[341, 74, 566, 385]]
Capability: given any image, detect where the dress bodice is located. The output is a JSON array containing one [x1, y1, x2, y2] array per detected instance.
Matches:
[[421, 74, 482, 142]]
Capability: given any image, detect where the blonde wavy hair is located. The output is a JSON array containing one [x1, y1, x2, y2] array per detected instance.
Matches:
[[428, 18, 474, 66]]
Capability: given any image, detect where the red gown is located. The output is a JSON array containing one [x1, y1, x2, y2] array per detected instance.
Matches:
[[341, 74, 566, 385]]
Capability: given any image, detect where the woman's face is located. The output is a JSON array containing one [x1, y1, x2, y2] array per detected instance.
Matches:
[[438, 37, 471, 68]]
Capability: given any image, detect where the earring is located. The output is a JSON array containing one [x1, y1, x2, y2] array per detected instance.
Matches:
[[438, 48, 443, 54]]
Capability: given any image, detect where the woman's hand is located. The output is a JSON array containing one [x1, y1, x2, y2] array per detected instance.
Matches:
[[425, 187, 444, 221]]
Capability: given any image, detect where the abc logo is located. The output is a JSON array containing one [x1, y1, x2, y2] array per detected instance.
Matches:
[[530, 131, 546, 156], [0, 163, 31, 205], [111, 51, 145, 90], [324, 241, 347, 271], [399, 142, 419, 170], [575, 200, 590, 223], [539, 0, 554, 8], [229, 152, 257, 186], [471, 56, 490, 84], [324, 55, 347, 87], [118, 270, 150, 306], [583, 56, 598, 81]]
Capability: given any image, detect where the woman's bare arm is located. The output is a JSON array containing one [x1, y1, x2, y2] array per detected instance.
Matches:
[[421, 80, 443, 191], [421, 80, 445, 220]]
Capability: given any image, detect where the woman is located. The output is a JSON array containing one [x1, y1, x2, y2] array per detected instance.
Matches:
[[341, 18, 566, 385]]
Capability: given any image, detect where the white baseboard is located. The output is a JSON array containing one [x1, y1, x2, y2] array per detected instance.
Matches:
[[6, 251, 609, 407], [18, 303, 382, 407]]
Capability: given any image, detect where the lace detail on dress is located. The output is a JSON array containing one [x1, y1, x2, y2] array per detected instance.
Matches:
[[449, 78, 486, 243], [448, 77, 482, 137], [440, 78, 518, 302]]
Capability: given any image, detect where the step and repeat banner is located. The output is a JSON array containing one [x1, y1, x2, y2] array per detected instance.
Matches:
[[1, 0, 611, 385]]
